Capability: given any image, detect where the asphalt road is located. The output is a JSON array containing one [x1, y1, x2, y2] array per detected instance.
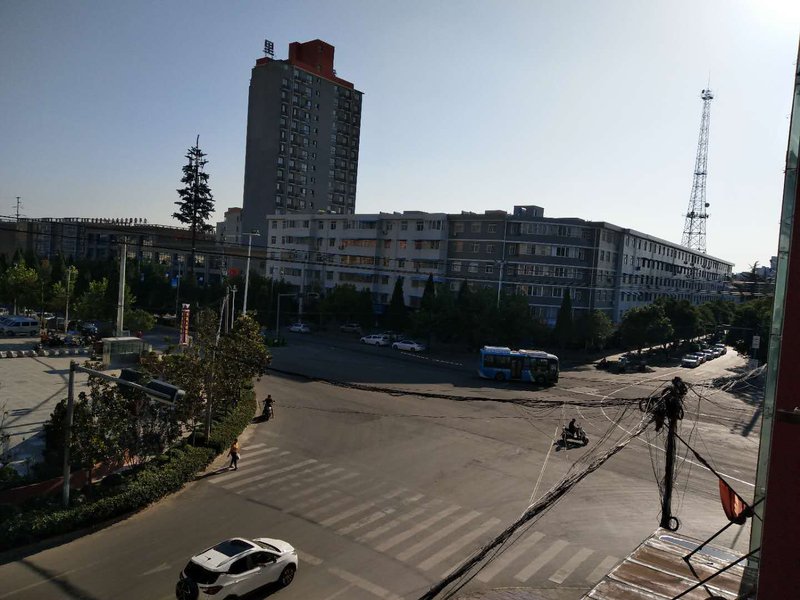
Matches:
[[0, 334, 760, 600]]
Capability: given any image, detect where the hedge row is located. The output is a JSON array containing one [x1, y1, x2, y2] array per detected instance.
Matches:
[[0, 392, 256, 551]]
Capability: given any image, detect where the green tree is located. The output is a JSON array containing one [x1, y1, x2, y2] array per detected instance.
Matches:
[[74, 278, 114, 321], [420, 274, 436, 311], [552, 289, 574, 348], [386, 277, 407, 331], [619, 304, 674, 351], [174, 137, 215, 278], [656, 297, 700, 343], [575, 310, 614, 350], [125, 308, 156, 333], [3, 260, 39, 314]]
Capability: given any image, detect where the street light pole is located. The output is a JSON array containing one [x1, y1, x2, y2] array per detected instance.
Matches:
[[242, 230, 261, 317], [230, 285, 238, 330], [116, 238, 127, 336]]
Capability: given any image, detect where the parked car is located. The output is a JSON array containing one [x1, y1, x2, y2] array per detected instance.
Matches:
[[360, 334, 390, 346], [339, 323, 362, 333], [689, 352, 706, 364], [714, 343, 727, 355], [289, 323, 311, 333], [175, 537, 297, 600], [392, 339, 426, 352], [380, 331, 403, 342], [681, 354, 700, 368], [700, 349, 715, 361], [0, 315, 40, 337]]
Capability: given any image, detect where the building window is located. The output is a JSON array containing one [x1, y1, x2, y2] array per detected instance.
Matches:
[[468, 263, 478, 273], [471, 223, 481, 233], [485, 264, 494, 274], [401, 221, 408, 231], [452, 261, 462, 272], [454, 222, 465, 233], [486, 244, 495, 254], [416, 221, 424, 231], [471, 243, 480, 253], [488, 223, 497, 233]]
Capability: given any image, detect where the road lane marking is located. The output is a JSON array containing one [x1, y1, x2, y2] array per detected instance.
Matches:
[[289, 489, 341, 512], [337, 506, 397, 535], [282, 469, 355, 500], [296, 548, 323, 566], [374, 505, 460, 552], [238, 463, 331, 494], [140, 562, 172, 576], [586, 555, 619, 582], [425, 517, 502, 574], [320, 583, 354, 600], [320, 488, 405, 527], [356, 501, 438, 543], [210, 448, 284, 483], [548, 547, 593, 584], [223, 459, 318, 489], [475, 531, 545, 582], [395, 510, 480, 562], [328, 567, 404, 600], [304, 481, 388, 519], [514, 539, 569, 582]]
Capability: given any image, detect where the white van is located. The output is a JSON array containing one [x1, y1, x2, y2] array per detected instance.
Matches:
[[0, 316, 40, 337]]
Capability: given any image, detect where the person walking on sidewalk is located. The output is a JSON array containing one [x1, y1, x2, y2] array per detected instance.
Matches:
[[228, 439, 241, 470]]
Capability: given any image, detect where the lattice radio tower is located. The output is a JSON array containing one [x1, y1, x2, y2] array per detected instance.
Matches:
[[681, 88, 714, 253]]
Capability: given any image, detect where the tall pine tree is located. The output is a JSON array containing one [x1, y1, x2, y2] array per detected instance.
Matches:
[[553, 289, 574, 349], [174, 136, 215, 278]]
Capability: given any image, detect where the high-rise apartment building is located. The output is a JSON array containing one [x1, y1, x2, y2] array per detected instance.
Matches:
[[241, 39, 363, 238]]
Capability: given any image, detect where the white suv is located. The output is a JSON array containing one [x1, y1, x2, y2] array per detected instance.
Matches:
[[175, 537, 298, 599], [360, 334, 389, 346]]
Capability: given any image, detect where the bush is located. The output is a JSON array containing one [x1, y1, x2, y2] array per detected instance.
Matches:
[[0, 391, 256, 551]]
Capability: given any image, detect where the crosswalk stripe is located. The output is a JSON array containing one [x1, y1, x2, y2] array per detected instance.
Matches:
[[320, 488, 405, 528], [514, 539, 569, 582], [304, 482, 388, 520], [212, 449, 290, 484], [223, 459, 318, 490], [395, 511, 480, 562], [209, 447, 280, 483], [548, 547, 593, 584], [244, 443, 267, 450], [328, 567, 404, 600], [289, 489, 341, 512], [337, 507, 397, 535], [586, 555, 619, 583], [356, 499, 439, 543], [237, 463, 331, 495], [475, 532, 545, 583], [428, 518, 502, 574], [283, 470, 354, 500], [374, 505, 461, 552]]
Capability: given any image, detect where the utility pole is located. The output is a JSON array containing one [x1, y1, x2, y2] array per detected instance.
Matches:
[[115, 238, 127, 336], [64, 266, 73, 334], [230, 285, 238, 330], [242, 230, 261, 316], [681, 88, 714, 253], [640, 377, 687, 531], [14, 197, 21, 222]]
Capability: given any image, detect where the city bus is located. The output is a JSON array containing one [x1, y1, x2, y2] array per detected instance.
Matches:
[[478, 346, 559, 385]]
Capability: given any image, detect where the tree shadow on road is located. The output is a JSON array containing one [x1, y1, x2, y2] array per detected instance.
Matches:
[[15, 557, 104, 600]]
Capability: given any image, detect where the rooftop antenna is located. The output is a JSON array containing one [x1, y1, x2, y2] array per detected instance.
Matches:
[[263, 39, 274, 58], [681, 88, 714, 253]]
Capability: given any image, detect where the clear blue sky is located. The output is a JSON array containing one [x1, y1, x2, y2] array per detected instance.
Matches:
[[1, 1, 797, 272]]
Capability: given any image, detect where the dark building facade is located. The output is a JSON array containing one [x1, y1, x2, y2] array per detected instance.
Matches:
[[241, 39, 363, 237]]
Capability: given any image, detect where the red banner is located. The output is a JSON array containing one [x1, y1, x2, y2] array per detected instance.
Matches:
[[179, 303, 190, 346], [719, 479, 749, 524]]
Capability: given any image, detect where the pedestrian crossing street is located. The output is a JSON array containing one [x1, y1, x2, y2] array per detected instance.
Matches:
[[209, 443, 619, 587]]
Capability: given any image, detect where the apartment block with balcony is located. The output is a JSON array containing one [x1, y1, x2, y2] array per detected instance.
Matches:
[[446, 206, 733, 325], [265, 212, 448, 311]]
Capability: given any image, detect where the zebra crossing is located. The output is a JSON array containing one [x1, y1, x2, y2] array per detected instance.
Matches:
[[209, 443, 619, 586]]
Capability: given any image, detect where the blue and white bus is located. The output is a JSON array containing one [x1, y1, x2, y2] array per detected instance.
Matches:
[[478, 346, 559, 385]]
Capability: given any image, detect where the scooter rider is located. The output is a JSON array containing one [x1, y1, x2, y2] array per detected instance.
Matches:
[[262, 394, 274, 419], [567, 418, 577, 435]]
